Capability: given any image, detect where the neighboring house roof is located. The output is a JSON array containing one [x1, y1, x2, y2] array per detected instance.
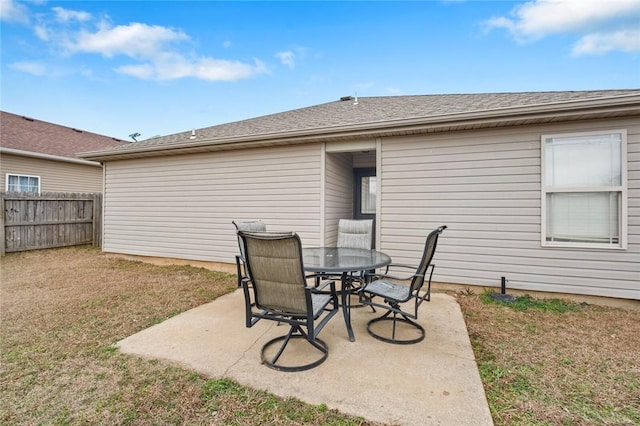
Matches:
[[81, 89, 640, 161], [0, 111, 128, 165]]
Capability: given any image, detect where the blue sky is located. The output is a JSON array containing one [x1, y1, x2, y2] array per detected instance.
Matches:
[[1, 0, 639, 141]]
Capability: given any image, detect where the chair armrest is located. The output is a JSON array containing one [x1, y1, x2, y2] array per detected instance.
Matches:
[[306, 273, 335, 290], [366, 264, 420, 282], [387, 263, 417, 270], [307, 280, 336, 295]]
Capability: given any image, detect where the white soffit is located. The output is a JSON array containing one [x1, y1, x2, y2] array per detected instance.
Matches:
[[325, 139, 376, 153]]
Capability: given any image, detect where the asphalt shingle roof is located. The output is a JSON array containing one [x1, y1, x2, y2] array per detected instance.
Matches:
[[0, 111, 128, 159], [98, 90, 639, 155]]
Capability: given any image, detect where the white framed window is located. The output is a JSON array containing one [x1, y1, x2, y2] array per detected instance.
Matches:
[[541, 129, 627, 249], [6, 174, 41, 193]]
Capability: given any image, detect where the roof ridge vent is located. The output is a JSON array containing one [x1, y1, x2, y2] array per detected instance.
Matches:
[[340, 96, 354, 101]]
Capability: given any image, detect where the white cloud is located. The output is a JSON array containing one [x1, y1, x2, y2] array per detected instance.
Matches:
[[115, 63, 154, 80], [116, 53, 267, 81], [487, 0, 640, 41], [59, 21, 268, 81], [52, 6, 92, 23], [7, 3, 268, 82], [276, 46, 310, 69], [65, 22, 189, 58], [486, 0, 640, 54], [191, 58, 267, 81], [276, 51, 295, 68], [34, 24, 50, 41], [0, 0, 29, 23], [64, 21, 267, 81], [573, 29, 640, 55], [9, 60, 47, 75]]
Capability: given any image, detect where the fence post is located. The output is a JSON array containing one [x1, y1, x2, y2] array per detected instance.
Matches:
[[0, 192, 5, 256], [92, 193, 102, 247]]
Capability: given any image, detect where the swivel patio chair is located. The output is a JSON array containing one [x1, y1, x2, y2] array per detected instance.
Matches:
[[336, 219, 374, 306], [238, 231, 339, 372], [232, 220, 267, 287], [359, 225, 447, 344], [337, 219, 373, 250]]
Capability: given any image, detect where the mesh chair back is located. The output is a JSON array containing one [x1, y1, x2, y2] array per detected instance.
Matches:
[[413, 226, 447, 291], [233, 220, 266, 260], [239, 231, 308, 315], [337, 219, 373, 249]]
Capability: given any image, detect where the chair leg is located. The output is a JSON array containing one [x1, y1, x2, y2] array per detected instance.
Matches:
[[359, 292, 377, 313], [366, 307, 425, 345], [344, 277, 375, 310], [270, 326, 295, 364], [260, 326, 329, 372]]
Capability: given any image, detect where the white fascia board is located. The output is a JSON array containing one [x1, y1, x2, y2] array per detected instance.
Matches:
[[0, 147, 102, 166]]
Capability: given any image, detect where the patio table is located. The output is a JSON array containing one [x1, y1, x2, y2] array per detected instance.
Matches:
[[302, 247, 392, 342]]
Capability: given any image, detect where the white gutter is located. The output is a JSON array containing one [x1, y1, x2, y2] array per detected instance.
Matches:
[[0, 147, 102, 166]]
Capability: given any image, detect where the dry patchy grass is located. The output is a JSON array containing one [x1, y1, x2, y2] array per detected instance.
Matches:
[[458, 291, 640, 425], [2, 246, 638, 425], [1, 246, 374, 425]]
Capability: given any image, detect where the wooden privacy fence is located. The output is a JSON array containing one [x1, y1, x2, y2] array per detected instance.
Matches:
[[1, 192, 102, 255]]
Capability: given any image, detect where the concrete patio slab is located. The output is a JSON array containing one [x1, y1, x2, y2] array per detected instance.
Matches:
[[117, 290, 493, 425]]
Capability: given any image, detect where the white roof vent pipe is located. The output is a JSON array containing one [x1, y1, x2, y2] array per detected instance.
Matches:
[[189, 129, 196, 140]]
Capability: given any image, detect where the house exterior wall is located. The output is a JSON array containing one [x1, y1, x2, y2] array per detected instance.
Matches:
[[324, 152, 353, 246], [379, 117, 639, 299], [353, 151, 376, 168], [0, 153, 103, 193], [102, 143, 323, 262], [99, 116, 638, 300]]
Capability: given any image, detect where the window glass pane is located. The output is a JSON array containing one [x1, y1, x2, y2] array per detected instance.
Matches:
[[545, 133, 621, 187], [7, 175, 18, 192], [7, 175, 39, 192], [19, 176, 30, 191], [546, 192, 619, 244], [28, 177, 39, 192], [361, 176, 376, 214]]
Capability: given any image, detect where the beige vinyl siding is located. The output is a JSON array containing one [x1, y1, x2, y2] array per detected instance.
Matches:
[[353, 151, 376, 168], [324, 152, 353, 246], [380, 117, 640, 299], [0, 153, 103, 193], [103, 144, 322, 263]]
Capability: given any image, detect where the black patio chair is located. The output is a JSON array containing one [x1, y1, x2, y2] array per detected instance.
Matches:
[[337, 219, 373, 250], [335, 219, 374, 306], [238, 231, 339, 372], [232, 220, 266, 287], [359, 225, 447, 344]]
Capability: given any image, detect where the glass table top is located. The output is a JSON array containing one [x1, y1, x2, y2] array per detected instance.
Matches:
[[302, 247, 391, 273]]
